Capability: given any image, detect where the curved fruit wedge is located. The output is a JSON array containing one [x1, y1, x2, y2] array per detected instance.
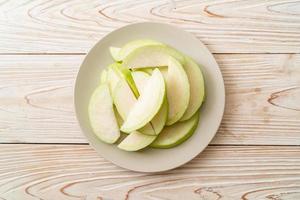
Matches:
[[120, 69, 165, 133], [88, 84, 120, 144], [109, 63, 139, 98], [118, 39, 163, 61], [151, 97, 168, 134], [113, 71, 167, 135], [131, 71, 150, 91], [100, 69, 107, 84], [113, 78, 154, 135], [123, 45, 185, 69], [113, 106, 124, 127], [151, 111, 200, 148], [118, 131, 156, 151], [109, 46, 121, 61], [180, 56, 205, 121], [116, 132, 128, 144], [163, 56, 190, 125], [106, 67, 120, 93], [113, 79, 136, 120], [132, 71, 168, 134]]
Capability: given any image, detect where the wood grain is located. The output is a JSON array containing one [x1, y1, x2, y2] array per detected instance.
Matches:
[[0, 144, 299, 200], [1, 0, 299, 198], [0, 55, 83, 143], [0, 0, 299, 53], [0, 54, 299, 144], [214, 53, 300, 145]]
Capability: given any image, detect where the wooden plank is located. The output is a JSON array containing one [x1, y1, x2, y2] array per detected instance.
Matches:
[[0, 0, 299, 53], [0, 144, 299, 199], [0, 54, 299, 144], [0, 55, 83, 143], [213, 53, 300, 145]]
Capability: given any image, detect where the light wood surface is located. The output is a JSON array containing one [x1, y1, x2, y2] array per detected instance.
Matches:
[[0, 54, 299, 144], [1, 0, 300, 199], [0, 0, 299, 53], [0, 144, 300, 200]]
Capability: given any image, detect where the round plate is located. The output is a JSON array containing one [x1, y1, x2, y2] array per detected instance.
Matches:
[[74, 22, 225, 172]]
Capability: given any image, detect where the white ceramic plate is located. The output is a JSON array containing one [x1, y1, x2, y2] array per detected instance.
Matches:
[[74, 22, 225, 172]]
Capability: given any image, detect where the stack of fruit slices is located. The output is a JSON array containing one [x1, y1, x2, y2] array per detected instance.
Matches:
[[88, 40, 205, 151]]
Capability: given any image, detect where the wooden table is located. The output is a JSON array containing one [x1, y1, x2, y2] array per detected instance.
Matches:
[[1, 0, 300, 199]]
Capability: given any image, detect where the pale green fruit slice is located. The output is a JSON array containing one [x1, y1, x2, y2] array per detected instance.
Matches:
[[132, 67, 154, 75], [151, 111, 200, 148], [113, 107, 131, 143], [132, 71, 168, 134], [106, 67, 120, 93], [180, 56, 205, 121], [120, 69, 165, 133], [113, 78, 155, 135], [113, 106, 124, 127], [113, 79, 136, 120], [123, 45, 185, 69], [118, 39, 163, 61], [88, 84, 120, 144], [163, 57, 190, 125], [109, 46, 121, 61], [109, 63, 139, 98], [100, 69, 107, 84], [118, 131, 156, 151], [151, 97, 168, 134], [131, 71, 150, 91], [113, 71, 167, 135], [116, 132, 128, 144]]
